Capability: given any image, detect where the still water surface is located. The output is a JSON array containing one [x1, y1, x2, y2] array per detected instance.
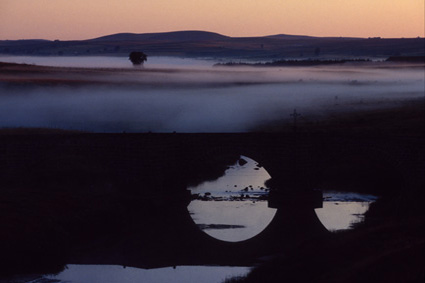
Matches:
[[316, 192, 378, 231], [188, 155, 377, 241], [39, 265, 250, 283], [188, 156, 277, 242]]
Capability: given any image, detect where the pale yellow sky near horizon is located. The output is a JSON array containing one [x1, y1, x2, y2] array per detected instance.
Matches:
[[0, 0, 424, 40]]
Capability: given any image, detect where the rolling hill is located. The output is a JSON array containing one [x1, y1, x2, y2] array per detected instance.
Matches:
[[0, 30, 424, 59], [90, 30, 230, 42]]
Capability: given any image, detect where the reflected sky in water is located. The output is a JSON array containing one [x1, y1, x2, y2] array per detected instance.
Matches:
[[188, 156, 379, 238], [188, 155, 271, 197], [188, 156, 277, 242], [315, 192, 378, 231], [189, 200, 276, 242], [42, 264, 250, 283]]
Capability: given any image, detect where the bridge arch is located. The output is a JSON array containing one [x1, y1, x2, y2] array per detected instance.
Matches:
[[183, 141, 328, 254]]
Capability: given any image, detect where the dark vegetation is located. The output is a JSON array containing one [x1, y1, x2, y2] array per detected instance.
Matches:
[[215, 58, 372, 67], [216, 56, 425, 67], [252, 98, 425, 137], [386, 56, 425, 63], [128, 51, 147, 66]]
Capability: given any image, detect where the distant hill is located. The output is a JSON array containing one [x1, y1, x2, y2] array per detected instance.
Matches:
[[0, 30, 424, 59], [266, 34, 362, 40], [91, 30, 229, 42], [265, 34, 316, 40]]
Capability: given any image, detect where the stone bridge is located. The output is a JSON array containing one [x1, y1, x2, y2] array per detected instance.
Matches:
[[2, 132, 421, 193], [0, 132, 423, 270]]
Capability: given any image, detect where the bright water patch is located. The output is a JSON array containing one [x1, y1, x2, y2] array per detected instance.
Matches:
[[188, 155, 271, 198], [315, 191, 378, 231], [189, 200, 276, 242], [187, 156, 277, 242], [39, 264, 251, 283]]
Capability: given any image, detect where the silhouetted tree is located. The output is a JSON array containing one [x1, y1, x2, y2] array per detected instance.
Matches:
[[129, 51, 147, 66]]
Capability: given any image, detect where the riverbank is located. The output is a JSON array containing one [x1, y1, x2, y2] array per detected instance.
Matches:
[[252, 97, 424, 137]]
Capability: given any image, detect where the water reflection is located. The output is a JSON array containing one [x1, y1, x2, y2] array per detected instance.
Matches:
[[315, 191, 378, 231], [187, 156, 277, 242], [41, 265, 250, 283]]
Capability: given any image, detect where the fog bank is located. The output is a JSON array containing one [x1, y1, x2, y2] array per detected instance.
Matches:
[[0, 58, 423, 132]]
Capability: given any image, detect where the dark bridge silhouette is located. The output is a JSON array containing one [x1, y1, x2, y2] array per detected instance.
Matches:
[[0, 132, 423, 272], [2, 133, 419, 191]]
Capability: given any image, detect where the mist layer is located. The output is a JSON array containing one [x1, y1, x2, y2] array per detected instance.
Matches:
[[0, 61, 423, 133]]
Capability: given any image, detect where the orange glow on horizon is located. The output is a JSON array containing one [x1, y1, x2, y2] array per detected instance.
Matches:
[[0, 0, 424, 40]]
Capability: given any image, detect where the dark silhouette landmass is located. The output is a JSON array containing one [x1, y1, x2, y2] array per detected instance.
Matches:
[[90, 30, 229, 42], [1, 30, 424, 59], [386, 56, 425, 63]]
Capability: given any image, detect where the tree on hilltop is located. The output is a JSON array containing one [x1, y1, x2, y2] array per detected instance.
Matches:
[[129, 51, 147, 66]]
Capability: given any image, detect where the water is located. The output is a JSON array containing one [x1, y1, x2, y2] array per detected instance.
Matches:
[[189, 200, 276, 242], [36, 264, 250, 283], [315, 191, 378, 231], [187, 155, 378, 240], [188, 156, 271, 198], [187, 156, 277, 242]]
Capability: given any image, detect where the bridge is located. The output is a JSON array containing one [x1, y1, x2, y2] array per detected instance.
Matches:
[[0, 132, 423, 272], [1, 132, 422, 193]]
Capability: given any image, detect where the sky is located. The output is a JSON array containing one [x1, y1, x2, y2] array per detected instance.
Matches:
[[0, 0, 424, 40]]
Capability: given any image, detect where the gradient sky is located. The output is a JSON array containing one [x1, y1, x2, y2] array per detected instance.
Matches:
[[1, 0, 424, 40]]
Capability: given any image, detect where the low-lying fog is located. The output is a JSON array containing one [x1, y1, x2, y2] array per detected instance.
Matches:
[[0, 55, 215, 69], [0, 56, 424, 132]]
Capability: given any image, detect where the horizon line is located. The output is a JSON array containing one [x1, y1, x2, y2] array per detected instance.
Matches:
[[1, 29, 423, 42]]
